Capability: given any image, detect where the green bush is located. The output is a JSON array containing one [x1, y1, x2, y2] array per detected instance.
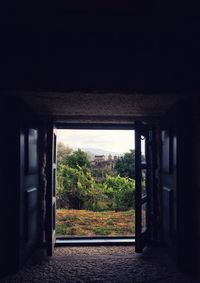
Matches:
[[103, 175, 135, 211], [57, 164, 96, 209]]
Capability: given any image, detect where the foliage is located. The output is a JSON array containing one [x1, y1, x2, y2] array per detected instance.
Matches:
[[103, 175, 135, 211], [114, 150, 135, 178], [57, 142, 72, 167], [57, 164, 96, 209], [83, 182, 106, 211], [63, 148, 91, 170], [91, 166, 116, 179], [56, 147, 136, 212]]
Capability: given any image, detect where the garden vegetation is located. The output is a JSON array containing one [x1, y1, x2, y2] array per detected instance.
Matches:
[[56, 142, 136, 236]]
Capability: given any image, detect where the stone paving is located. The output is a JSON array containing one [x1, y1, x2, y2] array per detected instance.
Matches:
[[1, 246, 199, 283]]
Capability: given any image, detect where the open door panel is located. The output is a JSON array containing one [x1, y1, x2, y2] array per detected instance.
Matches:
[[135, 121, 153, 253], [46, 122, 57, 256]]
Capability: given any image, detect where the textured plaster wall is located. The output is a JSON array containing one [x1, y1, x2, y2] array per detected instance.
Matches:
[[10, 93, 188, 119]]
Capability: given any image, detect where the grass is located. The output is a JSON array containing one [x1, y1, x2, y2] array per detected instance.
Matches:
[[56, 209, 135, 236]]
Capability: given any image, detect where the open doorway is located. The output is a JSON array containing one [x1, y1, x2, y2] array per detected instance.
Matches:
[[46, 122, 154, 253], [55, 129, 141, 238]]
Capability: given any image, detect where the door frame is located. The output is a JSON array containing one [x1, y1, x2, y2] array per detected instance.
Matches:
[[46, 122, 57, 256], [46, 121, 157, 249]]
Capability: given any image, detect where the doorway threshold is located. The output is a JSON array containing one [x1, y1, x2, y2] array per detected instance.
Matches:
[[55, 236, 135, 246]]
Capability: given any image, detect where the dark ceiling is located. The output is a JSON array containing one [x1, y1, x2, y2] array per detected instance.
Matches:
[[1, 3, 200, 94], [5, 92, 188, 121]]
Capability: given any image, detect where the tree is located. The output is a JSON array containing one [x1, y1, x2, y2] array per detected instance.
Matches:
[[114, 150, 135, 178], [63, 149, 91, 169], [57, 148, 94, 209], [57, 164, 96, 209], [57, 142, 72, 167]]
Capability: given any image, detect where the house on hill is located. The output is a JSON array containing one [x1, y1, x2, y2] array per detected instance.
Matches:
[[92, 154, 118, 181], [93, 154, 118, 169]]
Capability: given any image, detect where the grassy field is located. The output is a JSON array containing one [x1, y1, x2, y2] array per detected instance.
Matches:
[[56, 209, 135, 236]]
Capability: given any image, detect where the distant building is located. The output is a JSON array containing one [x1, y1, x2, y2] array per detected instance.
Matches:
[[92, 154, 118, 170], [108, 154, 112, 161], [94, 155, 106, 163], [113, 155, 118, 161], [92, 154, 118, 182]]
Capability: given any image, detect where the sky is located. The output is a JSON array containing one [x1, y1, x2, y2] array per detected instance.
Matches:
[[57, 129, 135, 154]]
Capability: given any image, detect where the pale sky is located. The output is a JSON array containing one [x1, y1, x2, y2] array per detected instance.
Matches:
[[57, 129, 135, 154]]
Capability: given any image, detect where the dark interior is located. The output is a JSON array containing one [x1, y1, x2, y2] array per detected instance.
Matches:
[[1, 2, 200, 280]]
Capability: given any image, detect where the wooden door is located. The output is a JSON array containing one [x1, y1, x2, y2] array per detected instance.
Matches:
[[135, 121, 153, 252], [20, 126, 40, 264], [161, 129, 177, 258], [46, 123, 57, 256]]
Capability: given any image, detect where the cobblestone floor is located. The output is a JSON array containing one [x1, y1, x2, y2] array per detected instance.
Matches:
[[1, 246, 199, 283]]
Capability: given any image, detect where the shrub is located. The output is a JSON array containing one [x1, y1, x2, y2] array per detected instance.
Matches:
[[103, 175, 135, 211], [56, 164, 96, 209]]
